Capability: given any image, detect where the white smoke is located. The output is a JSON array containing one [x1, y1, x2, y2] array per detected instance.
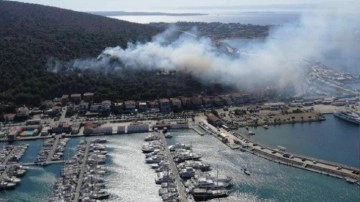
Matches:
[[66, 1, 360, 94]]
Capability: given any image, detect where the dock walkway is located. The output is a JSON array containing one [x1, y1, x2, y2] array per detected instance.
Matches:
[[0, 146, 18, 179], [157, 133, 188, 202], [46, 135, 61, 163], [73, 141, 90, 202]]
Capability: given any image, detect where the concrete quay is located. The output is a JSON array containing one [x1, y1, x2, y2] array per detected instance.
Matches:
[[199, 119, 360, 185]]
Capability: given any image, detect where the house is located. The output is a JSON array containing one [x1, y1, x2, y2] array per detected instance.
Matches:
[[90, 103, 102, 113], [79, 102, 89, 115], [191, 97, 203, 109], [71, 123, 80, 134], [41, 126, 50, 136], [202, 97, 212, 108], [207, 113, 222, 127], [15, 106, 30, 121], [138, 102, 148, 112], [159, 98, 171, 113], [180, 97, 192, 109], [70, 93, 82, 104], [101, 100, 111, 116], [61, 94, 69, 105], [212, 97, 224, 107], [147, 100, 160, 113], [41, 100, 54, 109], [264, 102, 285, 110], [83, 92, 94, 102], [220, 95, 233, 106], [170, 98, 182, 111], [124, 100, 136, 113], [50, 122, 71, 134], [3, 113, 15, 122]]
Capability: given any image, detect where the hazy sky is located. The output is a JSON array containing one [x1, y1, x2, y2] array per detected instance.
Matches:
[[11, 0, 320, 11]]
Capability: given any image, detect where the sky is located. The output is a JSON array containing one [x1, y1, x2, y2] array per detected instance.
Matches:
[[10, 0, 321, 12]]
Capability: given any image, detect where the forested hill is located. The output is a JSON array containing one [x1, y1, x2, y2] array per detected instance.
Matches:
[[0, 1, 160, 106]]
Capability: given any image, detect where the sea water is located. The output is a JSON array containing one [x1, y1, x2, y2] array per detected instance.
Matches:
[[167, 130, 360, 201], [1, 118, 359, 201]]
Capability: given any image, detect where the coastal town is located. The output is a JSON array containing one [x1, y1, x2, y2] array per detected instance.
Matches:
[[0, 74, 359, 201]]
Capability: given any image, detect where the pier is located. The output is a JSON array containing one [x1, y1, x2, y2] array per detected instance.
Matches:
[[157, 133, 189, 202], [73, 141, 90, 202], [0, 146, 18, 179], [46, 135, 60, 163]]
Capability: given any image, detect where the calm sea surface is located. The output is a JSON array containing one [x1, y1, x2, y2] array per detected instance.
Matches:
[[0, 116, 359, 201], [110, 12, 299, 25]]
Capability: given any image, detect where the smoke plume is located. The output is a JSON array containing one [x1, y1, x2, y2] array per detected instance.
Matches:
[[51, 1, 360, 95]]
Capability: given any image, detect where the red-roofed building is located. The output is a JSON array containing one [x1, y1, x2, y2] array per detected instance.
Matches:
[[70, 94, 82, 104], [159, 98, 171, 113], [207, 113, 221, 127], [180, 96, 192, 109]]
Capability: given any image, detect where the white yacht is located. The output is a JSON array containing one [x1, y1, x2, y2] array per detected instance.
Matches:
[[333, 111, 360, 125]]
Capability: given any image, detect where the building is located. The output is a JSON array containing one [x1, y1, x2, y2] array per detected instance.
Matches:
[[26, 119, 41, 125], [90, 103, 102, 113], [147, 100, 160, 113], [220, 95, 233, 106], [171, 121, 189, 129], [124, 100, 136, 114], [50, 122, 71, 134], [83, 92, 94, 102], [191, 97, 203, 109], [127, 123, 149, 133], [180, 97, 192, 109], [61, 94, 69, 105], [202, 97, 213, 108], [101, 100, 112, 116], [79, 102, 89, 114], [83, 121, 113, 136], [264, 102, 285, 110], [3, 114, 15, 122], [207, 113, 222, 127], [15, 106, 30, 121], [117, 126, 126, 134], [212, 97, 224, 107], [41, 126, 50, 136], [71, 123, 80, 134], [159, 98, 171, 113], [138, 102, 148, 112], [170, 98, 182, 110], [70, 94, 82, 104]]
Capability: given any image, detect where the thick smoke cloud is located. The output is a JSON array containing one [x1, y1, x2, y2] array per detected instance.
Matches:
[[53, 0, 359, 95]]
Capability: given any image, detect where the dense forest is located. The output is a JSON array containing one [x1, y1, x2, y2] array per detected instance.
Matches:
[[0, 1, 268, 112], [150, 22, 269, 40], [0, 1, 161, 107]]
